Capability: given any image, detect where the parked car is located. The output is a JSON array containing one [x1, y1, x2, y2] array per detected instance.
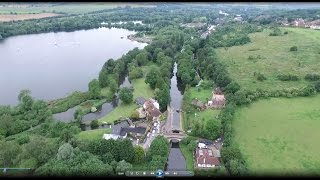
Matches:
[[154, 122, 158, 127], [199, 139, 213, 145], [215, 137, 222, 143], [198, 143, 207, 149]]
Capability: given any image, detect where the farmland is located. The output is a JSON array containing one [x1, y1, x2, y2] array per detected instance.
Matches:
[[216, 27, 320, 91], [0, 3, 156, 15], [232, 95, 320, 175], [0, 13, 61, 22]]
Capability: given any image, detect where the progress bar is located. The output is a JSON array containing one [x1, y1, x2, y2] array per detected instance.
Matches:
[[125, 170, 194, 177]]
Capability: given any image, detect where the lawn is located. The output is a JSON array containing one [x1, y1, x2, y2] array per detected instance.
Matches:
[[232, 95, 320, 175], [180, 143, 194, 171], [98, 77, 154, 124], [75, 128, 111, 141], [182, 84, 220, 131], [216, 27, 320, 91]]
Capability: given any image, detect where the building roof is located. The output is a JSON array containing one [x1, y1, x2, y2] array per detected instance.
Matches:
[[135, 97, 146, 106], [121, 127, 146, 134], [102, 134, 121, 140], [149, 108, 161, 117], [143, 98, 161, 117], [191, 99, 205, 108], [112, 121, 129, 135], [195, 148, 220, 166]]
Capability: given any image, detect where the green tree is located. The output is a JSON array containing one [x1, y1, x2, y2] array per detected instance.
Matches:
[[57, 143, 75, 161], [155, 86, 170, 111], [205, 120, 221, 140], [18, 89, 31, 102], [129, 68, 143, 80], [136, 51, 149, 66], [90, 120, 99, 129], [146, 136, 169, 161], [145, 67, 160, 89], [22, 136, 59, 166], [117, 139, 135, 163], [115, 160, 133, 174], [149, 155, 166, 171], [0, 114, 13, 136], [315, 81, 320, 92], [0, 140, 21, 167], [119, 87, 133, 104], [225, 81, 241, 94], [88, 79, 101, 99], [109, 77, 118, 94], [133, 146, 145, 164]]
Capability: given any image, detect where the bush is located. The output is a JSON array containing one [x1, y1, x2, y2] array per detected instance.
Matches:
[[90, 120, 99, 129], [256, 73, 267, 81], [284, 31, 288, 35], [290, 46, 298, 51], [305, 74, 320, 81], [16, 135, 30, 145], [315, 81, 320, 92], [277, 74, 299, 81]]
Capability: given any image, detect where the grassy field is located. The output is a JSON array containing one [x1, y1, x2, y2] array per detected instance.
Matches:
[[232, 95, 320, 175], [216, 27, 320, 91], [180, 143, 194, 171], [183, 84, 220, 131], [98, 77, 154, 124], [75, 128, 111, 141], [0, 3, 155, 15]]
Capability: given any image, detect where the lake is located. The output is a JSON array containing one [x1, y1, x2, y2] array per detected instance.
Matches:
[[0, 27, 147, 105]]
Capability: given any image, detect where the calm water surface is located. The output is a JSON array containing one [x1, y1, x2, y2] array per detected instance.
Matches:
[[0, 27, 146, 105]]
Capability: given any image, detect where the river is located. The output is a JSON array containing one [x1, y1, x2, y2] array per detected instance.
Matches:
[[0, 27, 147, 105], [165, 62, 187, 171]]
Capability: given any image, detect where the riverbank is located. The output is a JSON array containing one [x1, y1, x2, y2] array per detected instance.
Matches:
[[127, 34, 152, 44]]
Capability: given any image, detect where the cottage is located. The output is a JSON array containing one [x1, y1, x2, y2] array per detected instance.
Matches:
[[195, 148, 220, 168], [191, 98, 206, 111], [143, 98, 161, 121], [210, 87, 226, 108]]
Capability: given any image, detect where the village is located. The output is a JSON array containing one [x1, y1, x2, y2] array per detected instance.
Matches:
[[100, 83, 227, 169]]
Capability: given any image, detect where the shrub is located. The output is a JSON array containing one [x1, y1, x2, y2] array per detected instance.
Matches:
[[290, 46, 298, 51], [277, 74, 299, 81], [315, 81, 320, 92], [305, 74, 320, 81], [256, 73, 267, 81], [90, 120, 99, 129]]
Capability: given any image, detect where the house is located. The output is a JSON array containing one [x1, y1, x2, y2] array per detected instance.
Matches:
[[103, 121, 146, 140], [121, 127, 147, 138], [136, 107, 147, 119], [135, 97, 146, 106], [210, 87, 226, 108], [195, 148, 220, 168], [191, 98, 206, 111], [102, 134, 122, 140], [143, 98, 161, 121]]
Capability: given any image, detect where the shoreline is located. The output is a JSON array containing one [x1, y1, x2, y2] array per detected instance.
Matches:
[[127, 34, 152, 44]]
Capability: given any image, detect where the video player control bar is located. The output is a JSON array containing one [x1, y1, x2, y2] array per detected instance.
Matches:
[[125, 170, 194, 177]]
